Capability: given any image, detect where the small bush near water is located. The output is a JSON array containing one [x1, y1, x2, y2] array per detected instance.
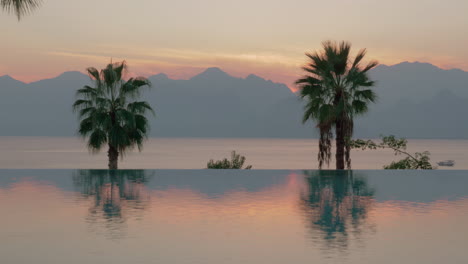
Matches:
[[207, 151, 252, 169]]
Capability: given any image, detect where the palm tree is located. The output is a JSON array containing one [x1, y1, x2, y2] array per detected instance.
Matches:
[[296, 41, 378, 170], [73, 61, 154, 169], [1, 0, 41, 20]]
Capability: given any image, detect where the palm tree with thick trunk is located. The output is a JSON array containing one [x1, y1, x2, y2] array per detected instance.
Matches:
[[1, 0, 41, 19], [296, 41, 378, 170], [73, 61, 154, 169]]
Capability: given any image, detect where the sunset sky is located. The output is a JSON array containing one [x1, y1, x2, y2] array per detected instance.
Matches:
[[1, 0, 468, 87]]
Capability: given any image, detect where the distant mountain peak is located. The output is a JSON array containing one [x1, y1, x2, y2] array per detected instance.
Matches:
[[151, 73, 169, 80], [204, 67, 226, 74], [57, 71, 88, 79], [391, 61, 441, 71], [0, 74, 25, 85], [191, 67, 233, 80], [396, 61, 433, 66], [0, 74, 14, 80], [26, 71, 89, 86], [246, 74, 266, 82]]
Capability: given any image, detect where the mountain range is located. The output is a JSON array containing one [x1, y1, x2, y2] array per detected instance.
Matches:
[[0, 62, 467, 138]]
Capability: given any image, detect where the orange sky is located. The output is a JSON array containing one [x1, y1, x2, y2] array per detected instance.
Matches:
[[1, 0, 468, 90]]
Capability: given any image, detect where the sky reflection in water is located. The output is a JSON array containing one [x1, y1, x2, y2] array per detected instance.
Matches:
[[1, 169, 467, 264]]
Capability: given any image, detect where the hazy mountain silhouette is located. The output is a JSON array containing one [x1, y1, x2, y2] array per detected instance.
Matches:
[[0, 71, 91, 136], [0, 62, 467, 138], [354, 62, 468, 138], [369, 62, 468, 107], [0, 75, 25, 88]]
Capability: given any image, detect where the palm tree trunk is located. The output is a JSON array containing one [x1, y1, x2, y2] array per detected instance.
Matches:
[[335, 120, 345, 170], [108, 144, 119, 170]]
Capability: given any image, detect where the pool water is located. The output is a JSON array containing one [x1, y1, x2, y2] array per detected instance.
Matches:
[[1, 170, 467, 264]]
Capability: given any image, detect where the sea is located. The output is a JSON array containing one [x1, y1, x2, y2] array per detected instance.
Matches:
[[0, 137, 466, 169]]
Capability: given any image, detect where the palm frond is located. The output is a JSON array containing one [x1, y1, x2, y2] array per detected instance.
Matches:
[[1, 0, 41, 20], [362, 60, 379, 72], [352, 49, 367, 69], [112, 61, 127, 81], [352, 100, 369, 114], [78, 117, 94, 137], [116, 109, 135, 128], [76, 86, 98, 98], [127, 101, 155, 115], [78, 106, 97, 118], [354, 89, 377, 102], [120, 77, 151, 99], [72, 99, 93, 112], [88, 129, 107, 152], [108, 126, 130, 153]]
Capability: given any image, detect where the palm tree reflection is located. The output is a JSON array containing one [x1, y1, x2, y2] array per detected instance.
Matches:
[[300, 170, 375, 250], [73, 170, 153, 239]]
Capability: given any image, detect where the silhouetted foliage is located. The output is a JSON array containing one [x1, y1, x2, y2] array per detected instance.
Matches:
[[350, 135, 434, 169], [300, 170, 375, 249], [73, 61, 154, 169], [1, 0, 41, 19], [296, 41, 378, 169], [207, 151, 252, 169]]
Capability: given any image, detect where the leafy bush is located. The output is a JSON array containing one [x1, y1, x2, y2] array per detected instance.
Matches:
[[349, 135, 434, 169], [207, 151, 252, 169]]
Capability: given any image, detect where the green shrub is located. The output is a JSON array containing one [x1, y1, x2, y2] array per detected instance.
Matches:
[[207, 151, 252, 169]]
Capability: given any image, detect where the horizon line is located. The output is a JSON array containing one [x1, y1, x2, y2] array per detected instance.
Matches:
[[2, 60, 467, 86]]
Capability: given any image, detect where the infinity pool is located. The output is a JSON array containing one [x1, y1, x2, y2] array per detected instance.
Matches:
[[1, 170, 467, 264]]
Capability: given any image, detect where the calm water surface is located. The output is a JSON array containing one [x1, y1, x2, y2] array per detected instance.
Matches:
[[0, 170, 467, 264], [0, 137, 467, 169]]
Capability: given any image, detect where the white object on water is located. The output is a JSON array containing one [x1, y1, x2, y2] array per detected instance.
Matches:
[[437, 160, 455, 166]]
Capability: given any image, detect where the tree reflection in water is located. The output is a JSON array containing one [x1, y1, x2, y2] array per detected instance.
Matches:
[[299, 170, 375, 251], [73, 170, 153, 239]]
